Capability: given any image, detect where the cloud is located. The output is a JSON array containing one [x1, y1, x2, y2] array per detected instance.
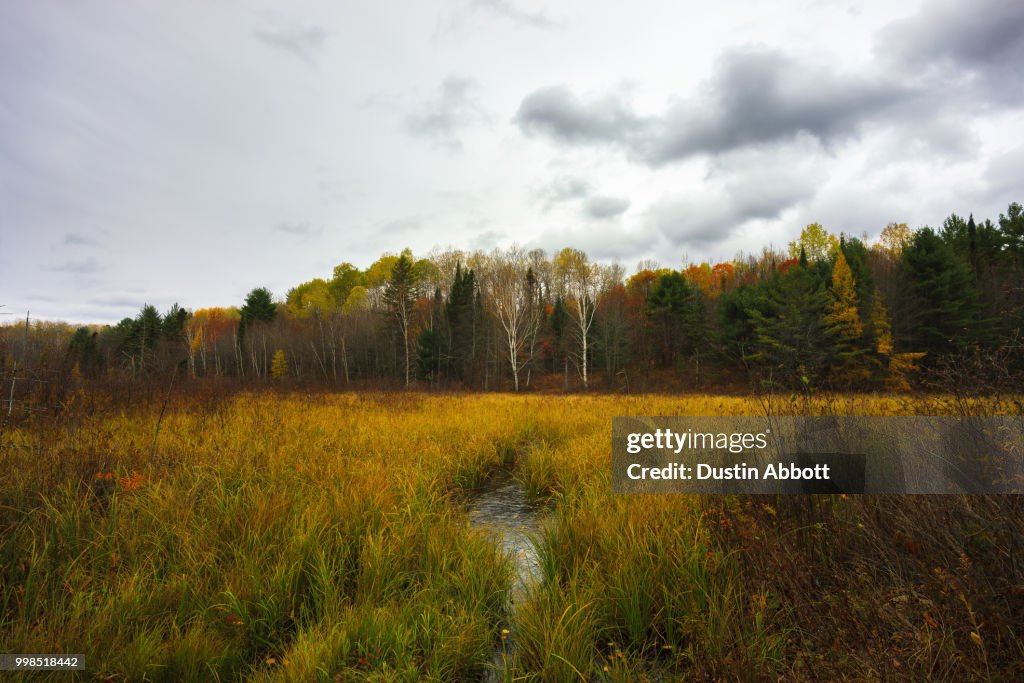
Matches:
[[254, 25, 328, 65], [646, 141, 823, 251], [516, 39, 1024, 165], [643, 48, 914, 164], [877, 0, 1024, 103], [514, 85, 646, 146], [379, 216, 423, 234], [48, 258, 103, 275], [985, 145, 1024, 201], [534, 174, 591, 209], [532, 222, 660, 262], [515, 47, 917, 165], [63, 232, 100, 246], [583, 195, 630, 220], [471, 0, 563, 29], [90, 293, 152, 309], [405, 77, 488, 149], [470, 228, 507, 250], [274, 221, 320, 237]]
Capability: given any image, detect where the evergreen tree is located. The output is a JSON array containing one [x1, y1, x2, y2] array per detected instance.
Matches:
[[999, 202, 1024, 271], [162, 303, 188, 339], [68, 327, 101, 378], [383, 252, 419, 387], [133, 304, 163, 373], [415, 328, 442, 382], [901, 228, 980, 355], [547, 296, 570, 380], [747, 262, 829, 387], [716, 284, 759, 364], [241, 287, 277, 326], [445, 264, 476, 383], [647, 272, 703, 369]]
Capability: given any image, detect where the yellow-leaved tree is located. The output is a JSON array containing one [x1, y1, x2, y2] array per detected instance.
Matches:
[[270, 349, 289, 380], [824, 251, 868, 385], [788, 223, 840, 262]]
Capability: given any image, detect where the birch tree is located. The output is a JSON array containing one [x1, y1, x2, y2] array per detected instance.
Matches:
[[487, 246, 541, 392], [554, 247, 599, 388]]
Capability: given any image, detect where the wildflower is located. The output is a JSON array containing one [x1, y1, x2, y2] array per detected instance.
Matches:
[[119, 470, 144, 492]]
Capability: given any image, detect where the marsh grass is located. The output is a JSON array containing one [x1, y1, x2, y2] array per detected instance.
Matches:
[[1, 392, 1021, 680]]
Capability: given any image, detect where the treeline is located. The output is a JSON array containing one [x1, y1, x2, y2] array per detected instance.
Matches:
[[5, 203, 1023, 398]]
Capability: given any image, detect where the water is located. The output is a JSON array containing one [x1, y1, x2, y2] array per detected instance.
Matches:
[[467, 469, 545, 605], [466, 469, 547, 680]]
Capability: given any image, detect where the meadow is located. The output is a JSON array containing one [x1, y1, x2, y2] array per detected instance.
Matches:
[[1, 391, 1021, 681]]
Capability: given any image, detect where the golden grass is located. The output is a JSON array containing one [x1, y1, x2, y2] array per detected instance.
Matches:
[[1, 392, 1020, 681]]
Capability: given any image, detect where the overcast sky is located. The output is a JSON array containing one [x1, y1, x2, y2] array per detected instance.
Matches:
[[3, 0, 1023, 324]]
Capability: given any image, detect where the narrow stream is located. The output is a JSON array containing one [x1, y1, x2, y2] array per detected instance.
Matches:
[[466, 469, 547, 680]]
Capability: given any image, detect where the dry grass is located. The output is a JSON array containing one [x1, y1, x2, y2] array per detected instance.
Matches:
[[1, 392, 1021, 681]]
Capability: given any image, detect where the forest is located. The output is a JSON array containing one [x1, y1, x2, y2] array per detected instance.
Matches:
[[2, 209, 1022, 680], [3, 203, 1023, 409]]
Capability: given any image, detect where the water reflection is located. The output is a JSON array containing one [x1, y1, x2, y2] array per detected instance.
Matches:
[[467, 469, 545, 606]]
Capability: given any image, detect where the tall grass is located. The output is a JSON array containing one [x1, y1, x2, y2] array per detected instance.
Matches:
[[1, 392, 1021, 680], [1, 394, 540, 681]]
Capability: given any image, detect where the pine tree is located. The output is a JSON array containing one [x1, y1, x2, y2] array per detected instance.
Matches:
[[747, 261, 829, 388], [383, 253, 419, 387], [901, 228, 979, 355], [445, 264, 476, 383], [240, 288, 276, 326], [647, 272, 705, 375], [415, 328, 442, 382]]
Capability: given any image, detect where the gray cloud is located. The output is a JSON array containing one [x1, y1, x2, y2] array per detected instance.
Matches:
[[48, 258, 103, 275], [647, 142, 822, 250], [877, 0, 1024, 102], [254, 25, 328, 64], [514, 85, 646, 146], [471, 228, 506, 250], [471, 0, 563, 29], [583, 195, 630, 220], [63, 232, 100, 246], [985, 145, 1024, 201], [644, 48, 913, 164], [379, 216, 423, 234], [515, 47, 916, 165], [405, 77, 487, 149], [90, 293, 152, 309], [535, 174, 591, 209], [4, 2, 1022, 323], [275, 221, 320, 237], [532, 221, 661, 262]]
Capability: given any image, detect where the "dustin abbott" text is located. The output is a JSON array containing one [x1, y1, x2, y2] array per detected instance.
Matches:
[[626, 462, 831, 480]]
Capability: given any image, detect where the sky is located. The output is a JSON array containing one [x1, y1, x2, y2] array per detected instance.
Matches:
[[2, 0, 1023, 324]]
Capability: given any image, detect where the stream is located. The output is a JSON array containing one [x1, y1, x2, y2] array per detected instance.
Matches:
[[466, 469, 548, 680]]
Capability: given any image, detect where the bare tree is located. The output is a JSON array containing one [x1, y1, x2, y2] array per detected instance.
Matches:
[[554, 248, 600, 389], [485, 246, 542, 392]]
